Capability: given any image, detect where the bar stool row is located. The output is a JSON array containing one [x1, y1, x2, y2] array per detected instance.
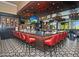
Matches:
[[12, 31, 36, 44], [44, 32, 68, 46], [12, 31, 68, 46]]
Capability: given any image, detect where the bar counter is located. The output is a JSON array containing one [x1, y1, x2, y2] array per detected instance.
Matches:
[[12, 29, 68, 51], [13, 29, 58, 40]]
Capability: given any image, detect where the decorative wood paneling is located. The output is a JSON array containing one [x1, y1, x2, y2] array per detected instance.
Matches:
[[17, 1, 79, 19]]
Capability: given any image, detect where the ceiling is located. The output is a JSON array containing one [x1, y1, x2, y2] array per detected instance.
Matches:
[[7, 1, 30, 11], [17, 1, 79, 19], [7, 1, 20, 6]]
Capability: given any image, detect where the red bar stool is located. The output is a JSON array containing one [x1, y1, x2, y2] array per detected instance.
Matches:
[[17, 32, 22, 39], [44, 34, 59, 46], [62, 32, 65, 39], [64, 32, 66, 39], [44, 38, 55, 46], [58, 33, 61, 41], [60, 32, 64, 40], [24, 34, 36, 44], [28, 37, 36, 44], [20, 33, 26, 41], [54, 34, 60, 43], [64, 32, 68, 38], [62, 32, 64, 39], [15, 32, 20, 38]]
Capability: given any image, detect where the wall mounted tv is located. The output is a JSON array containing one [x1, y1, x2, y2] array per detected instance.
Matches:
[[29, 16, 39, 24], [19, 16, 25, 24], [72, 20, 79, 29]]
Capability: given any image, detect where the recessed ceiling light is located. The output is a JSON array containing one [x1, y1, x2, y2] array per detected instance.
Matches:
[[23, 11, 25, 13], [31, 7, 33, 9], [37, 3, 40, 5], [26, 10, 29, 12], [27, 15, 30, 16], [57, 6, 59, 8], [52, 11, 54, 13], [61, 9, 63, 11], [52, 3, 55, 5]]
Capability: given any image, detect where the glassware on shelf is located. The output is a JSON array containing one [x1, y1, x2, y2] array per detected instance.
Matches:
[[15, 26, 19, 31]]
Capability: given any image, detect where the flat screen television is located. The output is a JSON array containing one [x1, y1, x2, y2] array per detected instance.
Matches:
[[30, 16, 39, 24], [19, 16, 25, 24], [72, 20, 79, 29]]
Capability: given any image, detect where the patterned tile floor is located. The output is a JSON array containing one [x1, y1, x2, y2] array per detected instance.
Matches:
[[0, 37, 79, 57]]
